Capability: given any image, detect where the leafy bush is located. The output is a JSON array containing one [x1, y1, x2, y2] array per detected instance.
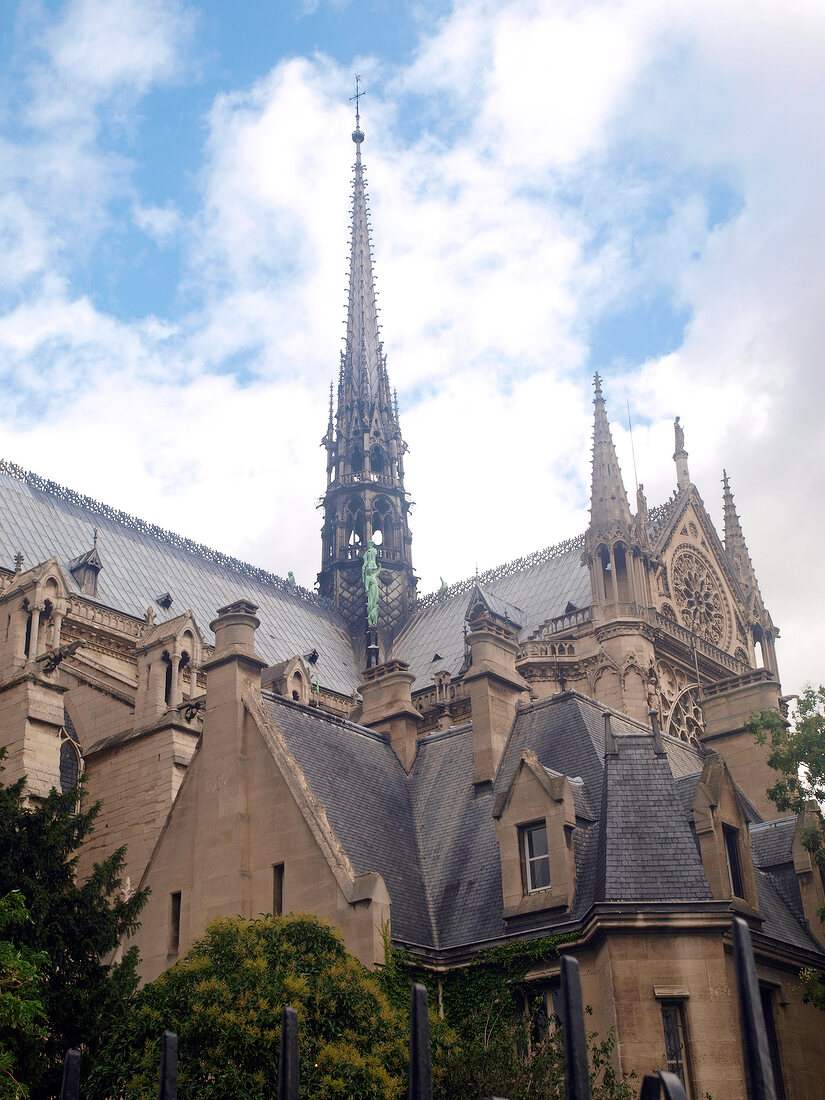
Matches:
[[87, 915, 408, 1100]]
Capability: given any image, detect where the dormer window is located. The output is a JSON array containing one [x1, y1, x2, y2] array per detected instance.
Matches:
[[521, 822, 551, 893], [724, 825, 745, 898], [69, 546, 103, 598]]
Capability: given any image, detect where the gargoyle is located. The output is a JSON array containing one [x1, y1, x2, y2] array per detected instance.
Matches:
[[36, 639, 85, 675]]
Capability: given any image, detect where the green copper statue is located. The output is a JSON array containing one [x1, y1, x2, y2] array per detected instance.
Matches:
[[362, 539, 379, 626]]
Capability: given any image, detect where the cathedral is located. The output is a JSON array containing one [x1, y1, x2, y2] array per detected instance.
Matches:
[[0, 112, 823, 1099]]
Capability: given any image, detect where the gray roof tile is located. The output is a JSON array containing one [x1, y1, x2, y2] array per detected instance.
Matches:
[[396, 550, 591, 689], [0, 467, 361, 695]]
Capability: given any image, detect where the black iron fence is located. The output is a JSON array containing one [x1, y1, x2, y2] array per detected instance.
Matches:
[[59, 917, 780, 1100]]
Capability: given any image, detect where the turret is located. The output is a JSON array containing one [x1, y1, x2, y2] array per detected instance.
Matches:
[[582, 377, 657, 720], [317, 92, 416, 657]]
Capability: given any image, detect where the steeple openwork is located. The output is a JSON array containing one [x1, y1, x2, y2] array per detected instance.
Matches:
[[584, 375, 653, 615], [318, 108, 416, 650]]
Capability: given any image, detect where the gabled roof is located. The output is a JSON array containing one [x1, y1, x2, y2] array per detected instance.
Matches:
[[135, 611, 204, 652], [263, 693, 435, 947], [0, 463, 361, 695], [465, 584, 523, 628], [236, 687, 821, 962], [395, 544, 591, 689]]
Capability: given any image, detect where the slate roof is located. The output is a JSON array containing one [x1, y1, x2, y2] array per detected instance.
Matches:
[[395, 548, 591, 689], [750, 816, 797, 868], [0, 465, 361, 696], [253, 690, 791, 957], [598, 738, 712, 902], [754, 868, 822, 953], [253, 686, 824, 961], [409, 725, 504, 947], [0, 462, 682, 702], [262, 692, 435, 947]]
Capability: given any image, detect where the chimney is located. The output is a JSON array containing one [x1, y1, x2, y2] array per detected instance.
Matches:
[[358, 659, 420, 771], [201, 600, 267, 754], [463, 597, 530, 787]]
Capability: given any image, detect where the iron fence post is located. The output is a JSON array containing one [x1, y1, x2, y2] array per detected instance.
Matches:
[[277, 1006, 299, 1100]]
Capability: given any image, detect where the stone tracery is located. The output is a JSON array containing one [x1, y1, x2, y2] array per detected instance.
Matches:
[[671, 548, 727, 645], [655, 659, 705, 747]]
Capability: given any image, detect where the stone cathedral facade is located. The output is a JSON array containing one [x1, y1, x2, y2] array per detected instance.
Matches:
[[0, 117, 822, 1098]]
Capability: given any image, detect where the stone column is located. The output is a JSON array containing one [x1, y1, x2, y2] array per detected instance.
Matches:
[[28, 607, 41, 659], [168, 654, 182, 710], [51, 610, 63, 650]]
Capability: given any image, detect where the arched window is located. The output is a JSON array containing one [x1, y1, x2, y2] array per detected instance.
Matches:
[[613, 543, 631, 602], [370, 444, 387, 477], [60, 732, 82, 794], [291, 670, 303, 702], [163, 650, 173, 706], [343, 497, 365, 547], [351, 444, 364, 475], [371, 496, 395, 550]]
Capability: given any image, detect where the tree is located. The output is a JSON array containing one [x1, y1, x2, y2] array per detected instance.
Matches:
[[746, 684, 825, 1008], [0, 760, 147, 1098], [0, 892, 49, 1100], [86, 914, 409, 1100], [379, 936, 634, 1100]]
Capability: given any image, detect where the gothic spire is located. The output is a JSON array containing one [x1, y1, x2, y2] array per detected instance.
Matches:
[[317, 93, 416, 642], [722, 470, 759, 593], [589, 373, 632, 533], [341, 114, 387, 411]]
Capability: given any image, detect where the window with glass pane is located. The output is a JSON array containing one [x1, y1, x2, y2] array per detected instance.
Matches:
[[661, 1002, 692, 1098], [521, 822, 550, 892], [723, 824, 745, 898]]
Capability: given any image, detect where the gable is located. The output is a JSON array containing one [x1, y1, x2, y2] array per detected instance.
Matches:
[[652, 490, 751, 663]]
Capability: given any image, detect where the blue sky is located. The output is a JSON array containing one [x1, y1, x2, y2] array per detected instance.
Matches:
[[0, 0, 823, 693]]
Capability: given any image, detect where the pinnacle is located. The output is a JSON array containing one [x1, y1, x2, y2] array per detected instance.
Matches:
[[589, 375, 631, 533]]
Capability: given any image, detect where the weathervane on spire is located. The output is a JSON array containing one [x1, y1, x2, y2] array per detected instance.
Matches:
[[349, 74, 365, 145], [350, 74, 365, 130]]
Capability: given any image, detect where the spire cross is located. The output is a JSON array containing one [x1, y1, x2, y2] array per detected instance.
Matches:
[[350, 75, 365, 127]]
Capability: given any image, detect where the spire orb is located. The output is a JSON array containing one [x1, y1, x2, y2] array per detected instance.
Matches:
[[352, 127, 364, 144]]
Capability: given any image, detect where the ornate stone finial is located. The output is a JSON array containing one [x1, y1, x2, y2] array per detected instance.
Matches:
[[13, 550, 23, 574], [362, 539, 379, 626], [593, 371, 603, 398], [673, 416, 690, 491], [350, 74, 365, 143], [674, 415, 685, 453]]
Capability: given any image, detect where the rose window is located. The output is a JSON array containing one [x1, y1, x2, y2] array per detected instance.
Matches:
[[672, 551, 725, 645]]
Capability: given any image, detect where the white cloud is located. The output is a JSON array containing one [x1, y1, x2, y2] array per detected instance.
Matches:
[[32, 0, 195, 124], [133, 202, 181, 245], [0, 0, 823, 698]]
